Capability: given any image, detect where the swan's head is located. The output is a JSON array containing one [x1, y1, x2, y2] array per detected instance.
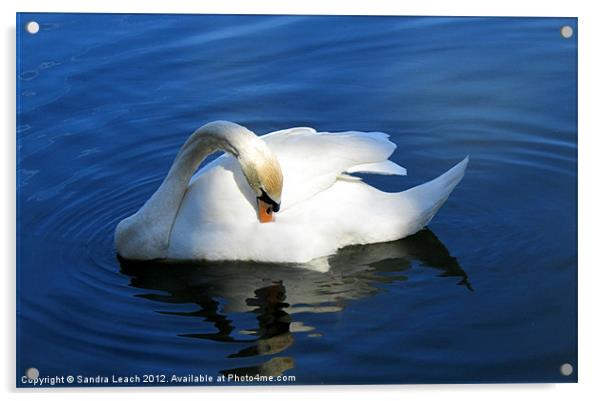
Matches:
[[239, 149, 283, 223], [233, 136, 283, 223]]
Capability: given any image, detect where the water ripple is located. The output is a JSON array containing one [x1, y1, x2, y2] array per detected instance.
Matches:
[[17, 14, 577, 384]]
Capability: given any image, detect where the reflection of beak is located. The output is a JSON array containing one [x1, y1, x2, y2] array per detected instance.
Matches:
[[257, 199, 275, 223]]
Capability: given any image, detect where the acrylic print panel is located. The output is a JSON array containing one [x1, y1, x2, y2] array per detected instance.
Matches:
[[16, 13, 577, 387]]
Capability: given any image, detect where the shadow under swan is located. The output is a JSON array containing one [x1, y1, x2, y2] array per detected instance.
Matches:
[[118, 228, 471, 377]]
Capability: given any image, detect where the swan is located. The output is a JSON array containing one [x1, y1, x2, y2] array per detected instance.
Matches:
[[115, 121, 468, 265]]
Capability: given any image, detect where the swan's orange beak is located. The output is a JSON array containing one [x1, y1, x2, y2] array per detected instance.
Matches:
[[257, 199, 275, 223]]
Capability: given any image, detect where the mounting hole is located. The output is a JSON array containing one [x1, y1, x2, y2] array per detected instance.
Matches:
[[560, 363, 574, 376], [26, 21, 40, 34], [26, 367, 39, 380], [560, 25, 573, 39]]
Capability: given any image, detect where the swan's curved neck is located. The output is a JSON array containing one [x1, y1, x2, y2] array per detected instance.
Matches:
[[129, 121, 259, 258], [161, 123, 240, 207]]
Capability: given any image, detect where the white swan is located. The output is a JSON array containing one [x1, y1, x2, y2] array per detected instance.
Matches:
[[115, 121, 468, 265]]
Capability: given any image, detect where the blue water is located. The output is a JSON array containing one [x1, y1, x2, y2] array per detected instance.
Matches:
[[16, 14, 577, 386]]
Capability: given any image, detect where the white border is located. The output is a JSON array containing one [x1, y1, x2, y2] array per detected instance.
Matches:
[[3, 1, 600, 400]]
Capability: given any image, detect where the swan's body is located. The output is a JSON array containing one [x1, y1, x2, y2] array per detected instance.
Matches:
[[115, 121, 468, 265]]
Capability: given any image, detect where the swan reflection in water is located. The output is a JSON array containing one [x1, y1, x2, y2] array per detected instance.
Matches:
[[119, 228, 470, 377]]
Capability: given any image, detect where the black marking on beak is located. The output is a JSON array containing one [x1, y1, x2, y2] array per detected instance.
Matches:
[[258, 189, 280, 212]]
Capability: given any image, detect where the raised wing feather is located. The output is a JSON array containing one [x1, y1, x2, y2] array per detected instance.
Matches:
[[260, 127, 400, 210], [345, 160, 407, 176]]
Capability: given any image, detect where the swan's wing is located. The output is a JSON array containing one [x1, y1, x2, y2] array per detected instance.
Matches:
[[345, 160, 407, 176], [260, 127, 406, 211], [278, 156, 470, 253]]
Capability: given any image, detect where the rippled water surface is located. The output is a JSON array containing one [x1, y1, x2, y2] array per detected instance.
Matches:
[[16, 14, 577, 385]]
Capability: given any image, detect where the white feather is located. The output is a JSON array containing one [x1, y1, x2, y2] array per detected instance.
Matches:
[[345, 160, 407, 176], [116, 122, 469, 266]]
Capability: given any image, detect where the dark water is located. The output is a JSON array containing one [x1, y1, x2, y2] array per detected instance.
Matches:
[[16, 14, 577, 385]]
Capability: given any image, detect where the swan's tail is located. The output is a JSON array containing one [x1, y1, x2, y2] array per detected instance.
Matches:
[[400, 156, 469, 231]]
